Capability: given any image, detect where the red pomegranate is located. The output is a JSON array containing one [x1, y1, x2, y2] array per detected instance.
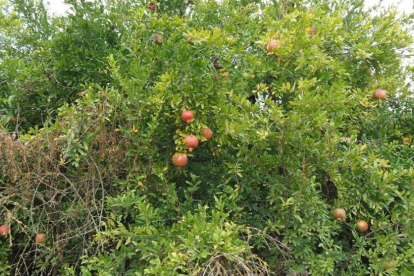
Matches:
[[148, 2, 157, 10], [200, 127, 213, 140], [383, 259, 396, 270], [152, 34, 162, 45], [333, 208, 346, 220], [35, 233, 46, 244], [267, 39, 280, 52], [184, 135, 199, 151], [172, 153, 188, 167], [0, 225, 10, 237], [373, 89, 387, 100], [356, 220, 369, 232], [307, 27, 317, 36], [181, 110, 194, 123]]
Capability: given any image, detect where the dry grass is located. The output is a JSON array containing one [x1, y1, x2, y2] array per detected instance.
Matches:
[[0, 109, 126, 275]]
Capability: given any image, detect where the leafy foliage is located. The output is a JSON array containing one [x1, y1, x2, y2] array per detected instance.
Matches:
[[1, 0, 414, 275]]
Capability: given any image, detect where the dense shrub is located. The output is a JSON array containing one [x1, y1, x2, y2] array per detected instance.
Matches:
[[1, 0, 414, 275]]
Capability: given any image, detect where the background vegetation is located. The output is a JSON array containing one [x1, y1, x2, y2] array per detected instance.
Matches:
[[1, 0, 414, 275]]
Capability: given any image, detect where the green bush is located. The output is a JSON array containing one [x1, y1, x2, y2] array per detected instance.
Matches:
[[1, 0, 414, 275]]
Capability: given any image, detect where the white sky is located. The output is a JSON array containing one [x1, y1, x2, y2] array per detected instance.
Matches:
[[46, 0, 69, 16], [47, 0, 414, 16], [366, 0, 413, 12]]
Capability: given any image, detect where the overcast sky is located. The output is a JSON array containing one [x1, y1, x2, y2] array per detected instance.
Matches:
[[47, 0, 414, 16]]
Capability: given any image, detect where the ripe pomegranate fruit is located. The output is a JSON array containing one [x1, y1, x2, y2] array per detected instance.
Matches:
[[307, 27, 317, 36], [148, 2, 157, 10], [184, 135, 199, 151], [200, 127, 213, 140], [172, 153, 188, 167], [373, 89, 387, 100], [383, 259, 396, 270], [152, 34, 162, 45], [35, 233, 46, 244], [181, 110, 194, 123], [267, 39, 280, 52], [333, 208, 346, 220], [356, 220, 369, 232], [0, 225, 10, 237], [222, 72, 230, 82]]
